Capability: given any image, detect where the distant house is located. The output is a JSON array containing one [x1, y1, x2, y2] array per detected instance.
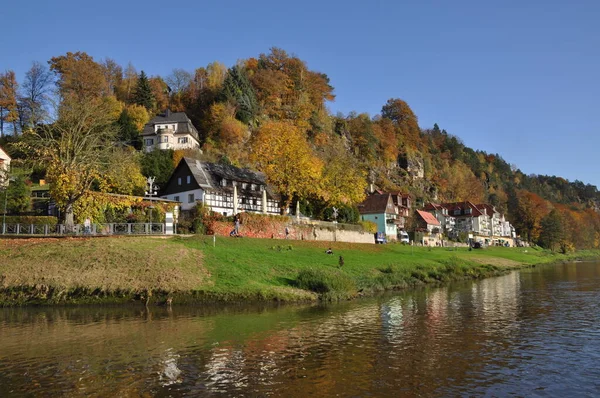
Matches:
[[160, 158, 280, 214], [141, 110, 201, 152], [423, 202, 455, 236], [439, 202, 487, 237], [415, 209, 442, 246], [373, 190, 411, 231], [0, 145, 11, 187], [358, 193, 398, 240]]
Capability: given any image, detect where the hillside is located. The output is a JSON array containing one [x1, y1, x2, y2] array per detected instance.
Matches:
[[1, 48, 599, 250]]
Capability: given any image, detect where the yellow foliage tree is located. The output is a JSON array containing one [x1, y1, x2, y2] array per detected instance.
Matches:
[[22, 97, 120, 229], [319, 138, 367, 206], [251, 120, 323, 212]]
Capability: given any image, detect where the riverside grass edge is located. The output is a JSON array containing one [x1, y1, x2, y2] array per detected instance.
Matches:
[[0, 235, 598, 307]]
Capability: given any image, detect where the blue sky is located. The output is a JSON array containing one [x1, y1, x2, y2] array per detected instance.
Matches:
[[4, 0, 600, 187]]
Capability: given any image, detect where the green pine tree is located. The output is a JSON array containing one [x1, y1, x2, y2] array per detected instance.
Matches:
[[133, 71, 155, 111], [219, 66, 258, 124]]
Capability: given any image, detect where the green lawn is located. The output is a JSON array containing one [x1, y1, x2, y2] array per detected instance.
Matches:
[[0, 235, 597, 306]]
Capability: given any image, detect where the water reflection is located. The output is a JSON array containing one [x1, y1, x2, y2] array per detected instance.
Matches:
[[1, 262, 600, 396]]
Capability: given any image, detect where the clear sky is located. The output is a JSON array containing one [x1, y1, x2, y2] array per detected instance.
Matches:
[[4, 0, 600, 187]]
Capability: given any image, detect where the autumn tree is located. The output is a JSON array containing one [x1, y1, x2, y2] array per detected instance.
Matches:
[[250, 120, 322, 212], [49, 52, 108, 100], [22, 97, 120, 228], [116, 104, 149, 148], [538, 209, 565, 251], [318, 137, 367, 206], [0, 70, 19, 136], [381, 98, 422, 149], [513, 190, 550, 242]]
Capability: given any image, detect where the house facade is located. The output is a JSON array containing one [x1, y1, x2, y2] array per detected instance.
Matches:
[[415, 209, 442, 246], [160, 158, 280, 215], [423, 203, 455, 236], [141, 110, 201, 153], [0, 145, 10, 187], [358, 193, 398, 240]]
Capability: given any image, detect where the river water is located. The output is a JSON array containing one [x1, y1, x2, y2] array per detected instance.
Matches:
[[1, 261, 600, 397]]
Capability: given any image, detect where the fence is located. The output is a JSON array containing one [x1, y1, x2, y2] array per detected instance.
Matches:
[[1, 223, 167, 236]]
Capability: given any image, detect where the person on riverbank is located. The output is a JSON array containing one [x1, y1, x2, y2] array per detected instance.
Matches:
[[230, 214, 241, 237]]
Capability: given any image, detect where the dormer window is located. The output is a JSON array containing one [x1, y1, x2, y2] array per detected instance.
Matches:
[[242, 183, 248, 189], [251, 184, 256, 191], [221, 179, 227, 187], [466, 208, 472, 214]]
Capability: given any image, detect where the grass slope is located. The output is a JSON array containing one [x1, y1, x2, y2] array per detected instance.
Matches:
[[0, 235, 598, 306]]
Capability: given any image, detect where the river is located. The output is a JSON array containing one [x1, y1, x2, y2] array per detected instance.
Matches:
[[1, 261, 599, 397]]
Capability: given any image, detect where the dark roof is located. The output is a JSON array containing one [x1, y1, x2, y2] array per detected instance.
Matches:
[[180, 158, 280, 199], [442, 201, 484, 217], [358, 194, 395, 214], [424, 203, 445, 211], [142, 110, 199, 140]]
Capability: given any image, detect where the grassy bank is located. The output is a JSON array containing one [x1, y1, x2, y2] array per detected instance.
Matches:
[[0, 236, 598, 306]]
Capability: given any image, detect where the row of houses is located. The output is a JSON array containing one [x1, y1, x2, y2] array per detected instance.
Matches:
[[1, 109, 517, 245], [357, 190, 516, 246]]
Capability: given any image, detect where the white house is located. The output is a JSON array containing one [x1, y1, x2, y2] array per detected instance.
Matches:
[[0, 145, 11, 187], [141, 110, 201, 152], [160, 158, 280, 215]]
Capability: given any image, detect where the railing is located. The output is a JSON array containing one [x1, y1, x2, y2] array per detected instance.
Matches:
[[1, 223, 167, 236]]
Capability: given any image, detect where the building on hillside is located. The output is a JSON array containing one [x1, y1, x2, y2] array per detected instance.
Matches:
[[358, 193, 398, 241], [442, 201, 490, 238], [423, 202, 455, 236], [415, 209, 442, 246], [160, 158, 281, 215], [141, 110, 201, 152], [372, 190, 412, 233], [0, 145, 11, 187]]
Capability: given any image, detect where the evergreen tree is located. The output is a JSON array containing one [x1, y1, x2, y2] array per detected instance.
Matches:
[[133, 71, 155, 111], [219, 66, 258, 124]]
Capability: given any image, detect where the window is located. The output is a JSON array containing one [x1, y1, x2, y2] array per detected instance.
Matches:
[[174, 196, 180, 202], [161, 136, 169, 143], [466, 208, 472, 214], [221, 179, 227, 187], [250, 184, 256, 191], [145, 138, 154, 146], [454, 209, 461, 215], [178, 177, 182, 186], [242, 183, 248, 189], [187, 176, 191, 184], [178, 137, 188, 144], [188, 193, 195, 203]]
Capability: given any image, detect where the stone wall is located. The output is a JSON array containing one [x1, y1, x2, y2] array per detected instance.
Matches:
[[213, 218, 375, 244]]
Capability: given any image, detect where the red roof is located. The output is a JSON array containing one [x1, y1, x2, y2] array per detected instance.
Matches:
[[417, 210, 441, 226]]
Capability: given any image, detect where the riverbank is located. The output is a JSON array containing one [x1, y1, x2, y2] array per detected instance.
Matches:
[[1, 235, 598, 306]]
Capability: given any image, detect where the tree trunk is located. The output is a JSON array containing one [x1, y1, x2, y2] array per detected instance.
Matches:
[[64, 202, 75, 232]]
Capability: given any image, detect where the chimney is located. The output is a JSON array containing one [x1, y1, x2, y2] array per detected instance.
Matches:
[[165, 109, 171, 118]]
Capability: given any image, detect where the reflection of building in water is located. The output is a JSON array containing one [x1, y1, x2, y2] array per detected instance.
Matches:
[[203, 348, 248, 390], [158, 348, 182, 386], [470, 271, 521, 335]]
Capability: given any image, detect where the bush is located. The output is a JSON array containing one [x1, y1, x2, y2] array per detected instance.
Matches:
[[2, 216, 58, 226], [358, 220, 377, 233], [296, 268, 356, 300]]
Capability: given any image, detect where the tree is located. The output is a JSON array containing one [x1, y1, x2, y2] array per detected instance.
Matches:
[[250, 120, 322, 212], [133, 71, 155, 111], [539, 209, 565, 251], [20, 61, 53, 128], [101, 58, 123, 96], [116, 104, 148, 149], [48, 52, 108, 100], [21, 97, 119, 228], [319, 138, 367, 206], [0, 70, 19, 136], [381, 98, 422, 149], [139, 148, 174, 187], [219, 65, 258, 124], [0, 171, 31, 214]]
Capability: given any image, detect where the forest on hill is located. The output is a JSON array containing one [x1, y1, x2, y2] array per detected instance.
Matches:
[[0, 48, 599, 250]]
